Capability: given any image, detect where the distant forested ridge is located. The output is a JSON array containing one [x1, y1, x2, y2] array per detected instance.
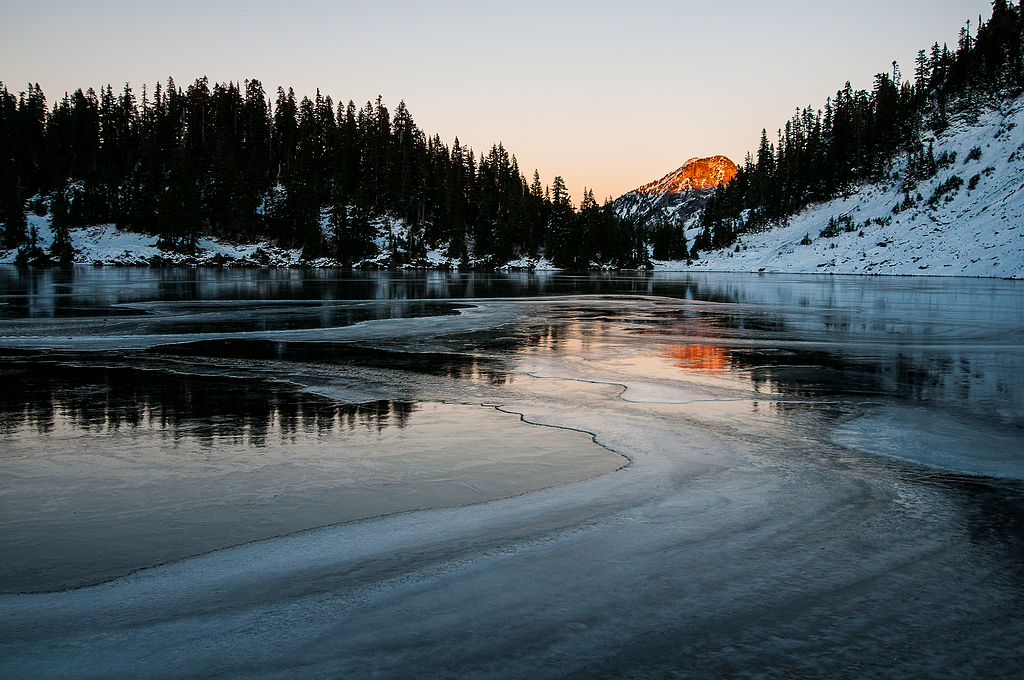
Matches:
[[696, 0, 1024, 255], [0, 82, 645, 268]]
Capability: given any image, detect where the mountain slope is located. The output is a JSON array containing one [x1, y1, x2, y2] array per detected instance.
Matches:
[[655, 96, 1024, 278], [613, 155, 738, 226]]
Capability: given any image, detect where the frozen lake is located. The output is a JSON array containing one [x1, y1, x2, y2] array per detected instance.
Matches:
[[2, 267, 1023, 678]]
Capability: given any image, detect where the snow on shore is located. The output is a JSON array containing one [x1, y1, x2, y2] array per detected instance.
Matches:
[[0, 219, 306, 268]]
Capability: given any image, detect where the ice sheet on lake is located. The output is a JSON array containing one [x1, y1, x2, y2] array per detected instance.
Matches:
[[2, 270, 1023, 678], [3, 360, 1022, 679]]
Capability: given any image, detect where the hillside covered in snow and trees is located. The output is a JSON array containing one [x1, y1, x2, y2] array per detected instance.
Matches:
[[1, 1, 1023, 276], [0, 84, 645, 270], [679, 0, 1024, 278], [662, 96, 1024, 277], [612, 155, 738, 262]]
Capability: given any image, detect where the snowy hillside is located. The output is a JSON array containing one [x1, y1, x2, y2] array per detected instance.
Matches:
[[660, 96, 1024, 278]]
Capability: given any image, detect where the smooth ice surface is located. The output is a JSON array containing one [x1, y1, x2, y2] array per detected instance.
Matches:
[[2, 383, 621, 592], [1, 268, 1023, 679], [833, 405, 1024, 479]]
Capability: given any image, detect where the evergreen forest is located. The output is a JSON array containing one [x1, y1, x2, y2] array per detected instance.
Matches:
[[0, 81, 645, 268], [697, 0, 1024, 254]]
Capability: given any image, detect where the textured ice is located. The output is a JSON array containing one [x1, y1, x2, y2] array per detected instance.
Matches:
[[833, 405, 1024, 479], [1, 269, 1023, 679]]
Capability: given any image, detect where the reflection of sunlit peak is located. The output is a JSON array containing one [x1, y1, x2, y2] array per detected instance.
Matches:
[[665, 344, 730, 370]]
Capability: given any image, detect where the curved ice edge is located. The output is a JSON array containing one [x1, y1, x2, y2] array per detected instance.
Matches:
[[2, 475, 646, 610], [833, 446, 1024, 482], [486, 403, 633, 468], [2, 402, 631, 597], [0, 300, 486, 349]]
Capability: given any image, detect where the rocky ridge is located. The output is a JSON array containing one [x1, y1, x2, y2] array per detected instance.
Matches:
[[613, 155, 738, 227]]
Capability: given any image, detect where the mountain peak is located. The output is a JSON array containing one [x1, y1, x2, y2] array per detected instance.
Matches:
[[633, 155, 738, 196], [613, 155, 739, 226]]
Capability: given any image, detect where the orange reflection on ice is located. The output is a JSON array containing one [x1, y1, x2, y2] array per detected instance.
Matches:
[[665, 344, 731, 370]]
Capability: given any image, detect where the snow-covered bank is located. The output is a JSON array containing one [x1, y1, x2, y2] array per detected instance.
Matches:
[[0, 214, 559, 271], [0, 214, 438, 269], [0, 219, 308, 268], [659, 95, 1024, 278]]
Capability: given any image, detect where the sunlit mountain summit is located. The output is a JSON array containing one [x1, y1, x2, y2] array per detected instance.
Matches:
[[613, 155, 738, 227]]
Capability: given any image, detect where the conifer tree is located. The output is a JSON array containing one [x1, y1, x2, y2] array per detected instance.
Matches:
[[48, 186, 74, 265]]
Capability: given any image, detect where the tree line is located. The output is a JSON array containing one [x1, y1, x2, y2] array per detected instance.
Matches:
[[697, 0, 1024, 254], [0, 79, 646, 268]]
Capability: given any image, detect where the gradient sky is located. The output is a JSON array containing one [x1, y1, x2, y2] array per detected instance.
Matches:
[[1, 0, 994, 203]]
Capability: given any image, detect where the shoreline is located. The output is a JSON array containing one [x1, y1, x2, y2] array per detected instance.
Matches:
[[1, 260, 1020, 280]]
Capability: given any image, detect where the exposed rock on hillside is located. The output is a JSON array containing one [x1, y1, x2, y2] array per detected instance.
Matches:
[[614, 155, 738, 227]]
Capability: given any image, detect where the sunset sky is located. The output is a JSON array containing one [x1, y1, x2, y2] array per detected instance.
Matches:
[[0, 0, 993, 203]]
